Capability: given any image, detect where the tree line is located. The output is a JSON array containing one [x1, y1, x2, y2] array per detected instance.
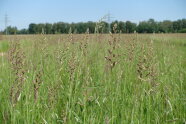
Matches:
[[3, 18, 186, 34]]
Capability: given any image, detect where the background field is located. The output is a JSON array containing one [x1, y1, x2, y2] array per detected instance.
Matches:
[[0, 33, 186, 123]]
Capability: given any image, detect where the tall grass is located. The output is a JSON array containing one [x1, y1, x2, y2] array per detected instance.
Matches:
[[0, 33, 186, 123]]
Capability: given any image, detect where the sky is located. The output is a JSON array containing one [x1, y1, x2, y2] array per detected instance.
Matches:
[[0, 0, 186, 30]]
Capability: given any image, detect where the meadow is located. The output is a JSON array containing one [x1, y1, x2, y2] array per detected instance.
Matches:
[[0, 33, 186, 123]]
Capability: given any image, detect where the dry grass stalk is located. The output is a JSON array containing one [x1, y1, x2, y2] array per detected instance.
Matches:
[[95, 15, 107, 34], [105, 24, 120, 71], [0, 52, 5, 57], [105, 116, 111, 124], [32, 36, 48, 103], [137, 41, 158, 87], [147, 41, 158, 87], [33, 68, 43, 103], [126, 38, 137, 62], [68, 53, 77, 81], [55, 42, 69, 67], [79, 28, 89, 56], [137, 45, 150, 81], [68, 27, 73, 44], [8, 41, 26, 105], [94, 15, 107, 43], [60, 110, 67, 123], [47, 83, 60, 108]]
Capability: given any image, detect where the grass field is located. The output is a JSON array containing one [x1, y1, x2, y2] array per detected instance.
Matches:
[[0, 33, 186, 123]]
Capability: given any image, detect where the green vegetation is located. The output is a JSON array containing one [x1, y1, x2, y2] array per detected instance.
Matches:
[[0, 33, 186, 123], [179, 28, 186, 33], [2, 18, 186, 34], [0, 41, 9, 52]]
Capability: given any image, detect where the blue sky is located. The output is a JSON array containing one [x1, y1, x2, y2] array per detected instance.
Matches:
[[0, 0, 186, 30]]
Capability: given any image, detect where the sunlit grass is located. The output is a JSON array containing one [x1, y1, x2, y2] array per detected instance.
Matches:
[[0, 34, 186, 124]]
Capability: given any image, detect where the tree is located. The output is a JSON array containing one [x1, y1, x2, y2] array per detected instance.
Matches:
[[6, 18, 186, 34], [4, 26, 18, 34], [111, 21, 118, 33], [137, 21, 149, 33], [36, 23, 45, 34], [147, 19, 158, 33], [158, 20, 173, 33], [182, 19, 186, 28], [118, 21, 126, 33], [18, 29, 28, 34], [45, 23, 53, 34], [87, 21, 96, 33], [76, 22, 87, 33], [28, 23, 37, 34], [126, 21, 136, 33]]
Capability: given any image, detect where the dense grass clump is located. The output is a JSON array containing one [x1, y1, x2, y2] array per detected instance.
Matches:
[[0, 34, 186, 123]]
